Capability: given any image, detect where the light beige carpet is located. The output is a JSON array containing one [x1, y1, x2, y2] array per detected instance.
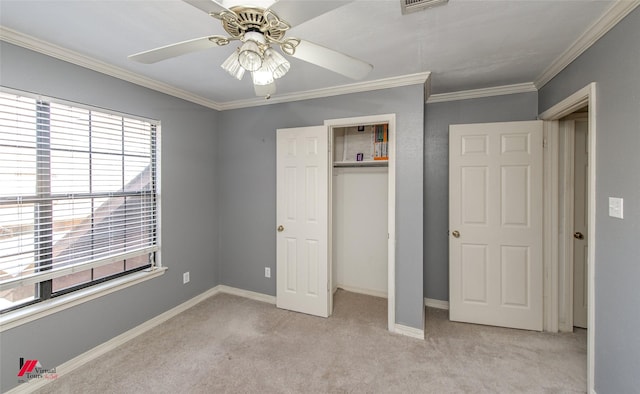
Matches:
[[35, 290, 586, 393]]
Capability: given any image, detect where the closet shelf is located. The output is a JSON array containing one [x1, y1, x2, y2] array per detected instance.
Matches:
[[333, 160, 388, 168]]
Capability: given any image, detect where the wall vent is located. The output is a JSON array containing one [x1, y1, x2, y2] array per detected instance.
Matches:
[[401, 0, 448, 15]]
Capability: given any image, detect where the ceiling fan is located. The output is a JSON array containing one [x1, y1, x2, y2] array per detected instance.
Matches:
[[129, 0, 373, 98]]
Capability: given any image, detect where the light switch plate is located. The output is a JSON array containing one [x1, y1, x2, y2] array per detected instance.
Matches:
[[608, 197, 624, 219]]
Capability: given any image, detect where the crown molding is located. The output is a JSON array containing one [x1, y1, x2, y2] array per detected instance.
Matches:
[[2, 0, 636, 111], [0, 26, 224, 110], [427, 82, 537, 104], [534, 0, 640, 89], [217, 72, 432, 111], [1, 26, 429, 112]]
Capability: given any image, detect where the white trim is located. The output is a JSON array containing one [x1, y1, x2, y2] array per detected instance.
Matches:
[[216, 285, 276, 304], [535, 1, 640, 89], [424, 74, 432, 102], [540, 84, 592, 120], [3, 0, 636, 111], [4, 283, 428, 393], [220, 73, 431, 110], [424, 297, 449, 310], [0, 27, 429, 112], [0, 267, 167, 332], [587, 88, 597, 394], [393, 323, 425, 340], [328, 127, 335, 316], [155, 122, 163, 271], [0, 26, 222, 111], [324, 113, 396, 333], [0, 246, 159, 291], [336, 285, 387, 299], [543, 120, 560, 332], [4, 271, 211, 394], [387, 115, 397, 333], [539, 82, 596, 394], [426, 83, 537, 103]]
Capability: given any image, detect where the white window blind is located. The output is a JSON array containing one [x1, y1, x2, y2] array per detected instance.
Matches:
[[0, 90, 159, 294]]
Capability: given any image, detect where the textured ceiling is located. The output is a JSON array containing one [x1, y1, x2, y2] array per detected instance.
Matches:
[[0, 0, 616, 104]]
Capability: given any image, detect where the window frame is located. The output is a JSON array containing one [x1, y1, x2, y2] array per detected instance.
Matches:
[[0, 87, 162, 315]]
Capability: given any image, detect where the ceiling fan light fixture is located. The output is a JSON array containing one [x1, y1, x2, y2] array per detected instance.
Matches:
[[238, 31, 265, 72], [264, 48, 290, 79], [221, 50, 245, 80], [252, 66, 275, 86], [238, 41, 262, 71]]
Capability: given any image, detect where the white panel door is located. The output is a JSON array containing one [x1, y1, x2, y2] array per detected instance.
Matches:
[[573, 120, 588, 329], [449, 121, 543, 331], [276, 126, 329, 317]]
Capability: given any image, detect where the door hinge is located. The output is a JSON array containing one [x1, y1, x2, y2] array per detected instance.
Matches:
[[543, 138, 548, 148]]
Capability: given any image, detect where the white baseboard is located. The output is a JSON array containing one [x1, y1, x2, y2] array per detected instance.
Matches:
[[424, 297, 449, 310], [393, 323, 425, 340], [6, 286, 221, 394], [559, 322, 573, 333], [9, 284, 426, 393], [336, 284, 387, 299], [216, 285, 276, 304], [7, 284, 278, 393]]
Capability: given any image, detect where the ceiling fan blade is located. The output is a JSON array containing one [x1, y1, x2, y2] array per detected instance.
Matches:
[[129, 36, 229, 64], [182, 0, 233, 16], [255, 82, 276, 98], [287, 39, 372, 80], [267, 1, 353, 27]]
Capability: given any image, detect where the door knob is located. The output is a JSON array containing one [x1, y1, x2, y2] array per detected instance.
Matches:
[[574, 232, 584, 240], [277, 225, 285, 232], [452, 230, 460, 238]]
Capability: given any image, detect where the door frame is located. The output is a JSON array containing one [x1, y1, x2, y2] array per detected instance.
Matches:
[[540, 83, 596, 392], [324, 113, 396, 332]]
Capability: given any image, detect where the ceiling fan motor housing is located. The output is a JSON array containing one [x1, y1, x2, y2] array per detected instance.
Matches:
[[220, 6, 288, 43]]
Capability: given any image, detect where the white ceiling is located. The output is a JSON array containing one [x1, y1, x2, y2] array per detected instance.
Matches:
[[0, 0, 618, 106]]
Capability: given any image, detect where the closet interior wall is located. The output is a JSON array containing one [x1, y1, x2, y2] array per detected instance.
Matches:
[[331, 125, 389, 298]]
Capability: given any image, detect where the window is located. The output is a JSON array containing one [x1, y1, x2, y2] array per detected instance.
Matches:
[[0, 89, 159, 313]]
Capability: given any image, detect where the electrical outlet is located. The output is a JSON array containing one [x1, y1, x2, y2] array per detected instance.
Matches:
[[183, 272, 190, 284], [265, 267, 271, 278]]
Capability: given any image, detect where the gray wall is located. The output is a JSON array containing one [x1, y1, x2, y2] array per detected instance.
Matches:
[[0, 42, 220, 392], [538, 8, 640, 393], [217, 85, 425, 329], [423, 92, 538, 301]]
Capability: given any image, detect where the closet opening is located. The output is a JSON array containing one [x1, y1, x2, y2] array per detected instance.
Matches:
[[325, 114, 396, 331]]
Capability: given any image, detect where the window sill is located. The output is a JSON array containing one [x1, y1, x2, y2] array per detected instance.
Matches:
[[0, 267, 167, 332]]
